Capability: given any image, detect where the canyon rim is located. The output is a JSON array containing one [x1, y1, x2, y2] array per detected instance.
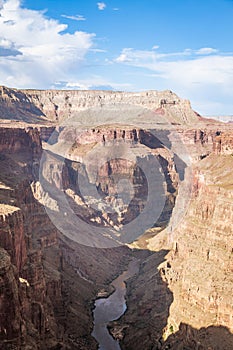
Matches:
[[0, 86, 232, 350]]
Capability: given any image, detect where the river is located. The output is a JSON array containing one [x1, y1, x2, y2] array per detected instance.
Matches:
[[91, 259, 140, 350]]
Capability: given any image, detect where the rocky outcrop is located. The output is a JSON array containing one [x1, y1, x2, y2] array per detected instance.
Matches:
[[0, 86, 48, 123], [109, 250, 173, 350], [0, 85, 205, 125], [0, 127, 41, 156], [0, 209, 27, 272], [22, 88, 199, 124], [0, 248, 22, 346], [163, 323, 233, 350], [40, 125, 181, 237], [213, 132, 233, 155], [162, 153, 233, 336]]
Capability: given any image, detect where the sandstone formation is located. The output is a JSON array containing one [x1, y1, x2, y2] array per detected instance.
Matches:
[[0, 85, 205, 126], [113, 133, 233, 350], [0, 85, 232, 350], [164, 152, 233, 332], [0, 126, 133, 349]]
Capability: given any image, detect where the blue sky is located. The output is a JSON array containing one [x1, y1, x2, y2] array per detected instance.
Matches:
[[0, 0, 233, 115]]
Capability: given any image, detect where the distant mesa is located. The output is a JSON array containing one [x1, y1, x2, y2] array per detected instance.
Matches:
[[0, 85, 211, 126]]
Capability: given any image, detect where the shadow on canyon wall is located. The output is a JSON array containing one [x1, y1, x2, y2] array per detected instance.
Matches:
[[0, 88, 46, 123], [112, 249, 233, 350], [162, 323, 233, 350], [1, 128, 233, 350]]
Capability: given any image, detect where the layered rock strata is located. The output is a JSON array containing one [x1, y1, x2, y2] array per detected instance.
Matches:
[[115, 131, 233, 350], [0, 85, 233, 350], [0, 126, 132, 349], [0, 85, 203, 125]]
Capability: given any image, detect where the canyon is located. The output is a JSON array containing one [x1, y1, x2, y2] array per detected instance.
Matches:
[[0, 85, 232, 350]]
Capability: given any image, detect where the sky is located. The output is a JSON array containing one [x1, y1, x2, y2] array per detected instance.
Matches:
[[0, 0, 233, 115]]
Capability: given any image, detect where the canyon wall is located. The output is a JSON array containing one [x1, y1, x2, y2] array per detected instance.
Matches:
[[0, 85, 203, 125], [21, 88, 198, 125], [1, 124, 232, 349], [0, 126, 132, 349], [0, 85, 233, 350], [163, 152, 233, 333], [111, 131, 233, 350], [0, 86, 48, 123]]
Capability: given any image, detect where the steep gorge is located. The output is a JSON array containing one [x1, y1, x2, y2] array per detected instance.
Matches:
[[0, 127, 134, 349], [0, 86, 233, 350], [112, 133, 233, 350]]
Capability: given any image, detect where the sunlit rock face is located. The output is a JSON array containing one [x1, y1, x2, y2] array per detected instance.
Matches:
[[162, 153, 233, 333], [28, 89, 193, 123], [38, 124, 182, 247], [107, 131, 233, 350], [2, 86, 198, 125]]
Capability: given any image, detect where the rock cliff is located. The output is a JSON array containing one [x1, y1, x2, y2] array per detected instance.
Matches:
[[115, 131, 233, 350], [0, 86, 233, 350], [163, 153, 233, 333], [0, 126, 133, 349], [213, 132, 233, 155], [0, 85, 204, 126]]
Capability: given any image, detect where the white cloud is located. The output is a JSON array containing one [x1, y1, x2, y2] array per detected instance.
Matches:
[[116, 49, 136, 63], [113, 8, 119, 11], [0, 0, 95, 88], [116, 47, 198, 65], [115, 48, 233, 85], [115, 47, 233, 115], [56, 77, 132, 91], [97, 2, 106, 10], [0, 38, 11, 48], [61, 14, 86, 21], [195, 47, 218, 55], [90, 48, 107, 53]]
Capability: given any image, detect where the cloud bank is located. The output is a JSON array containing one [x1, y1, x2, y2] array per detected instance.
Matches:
[[115, 47, 233, 86], [115, 47, 233, 114], [0, 0, 94, 88]]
